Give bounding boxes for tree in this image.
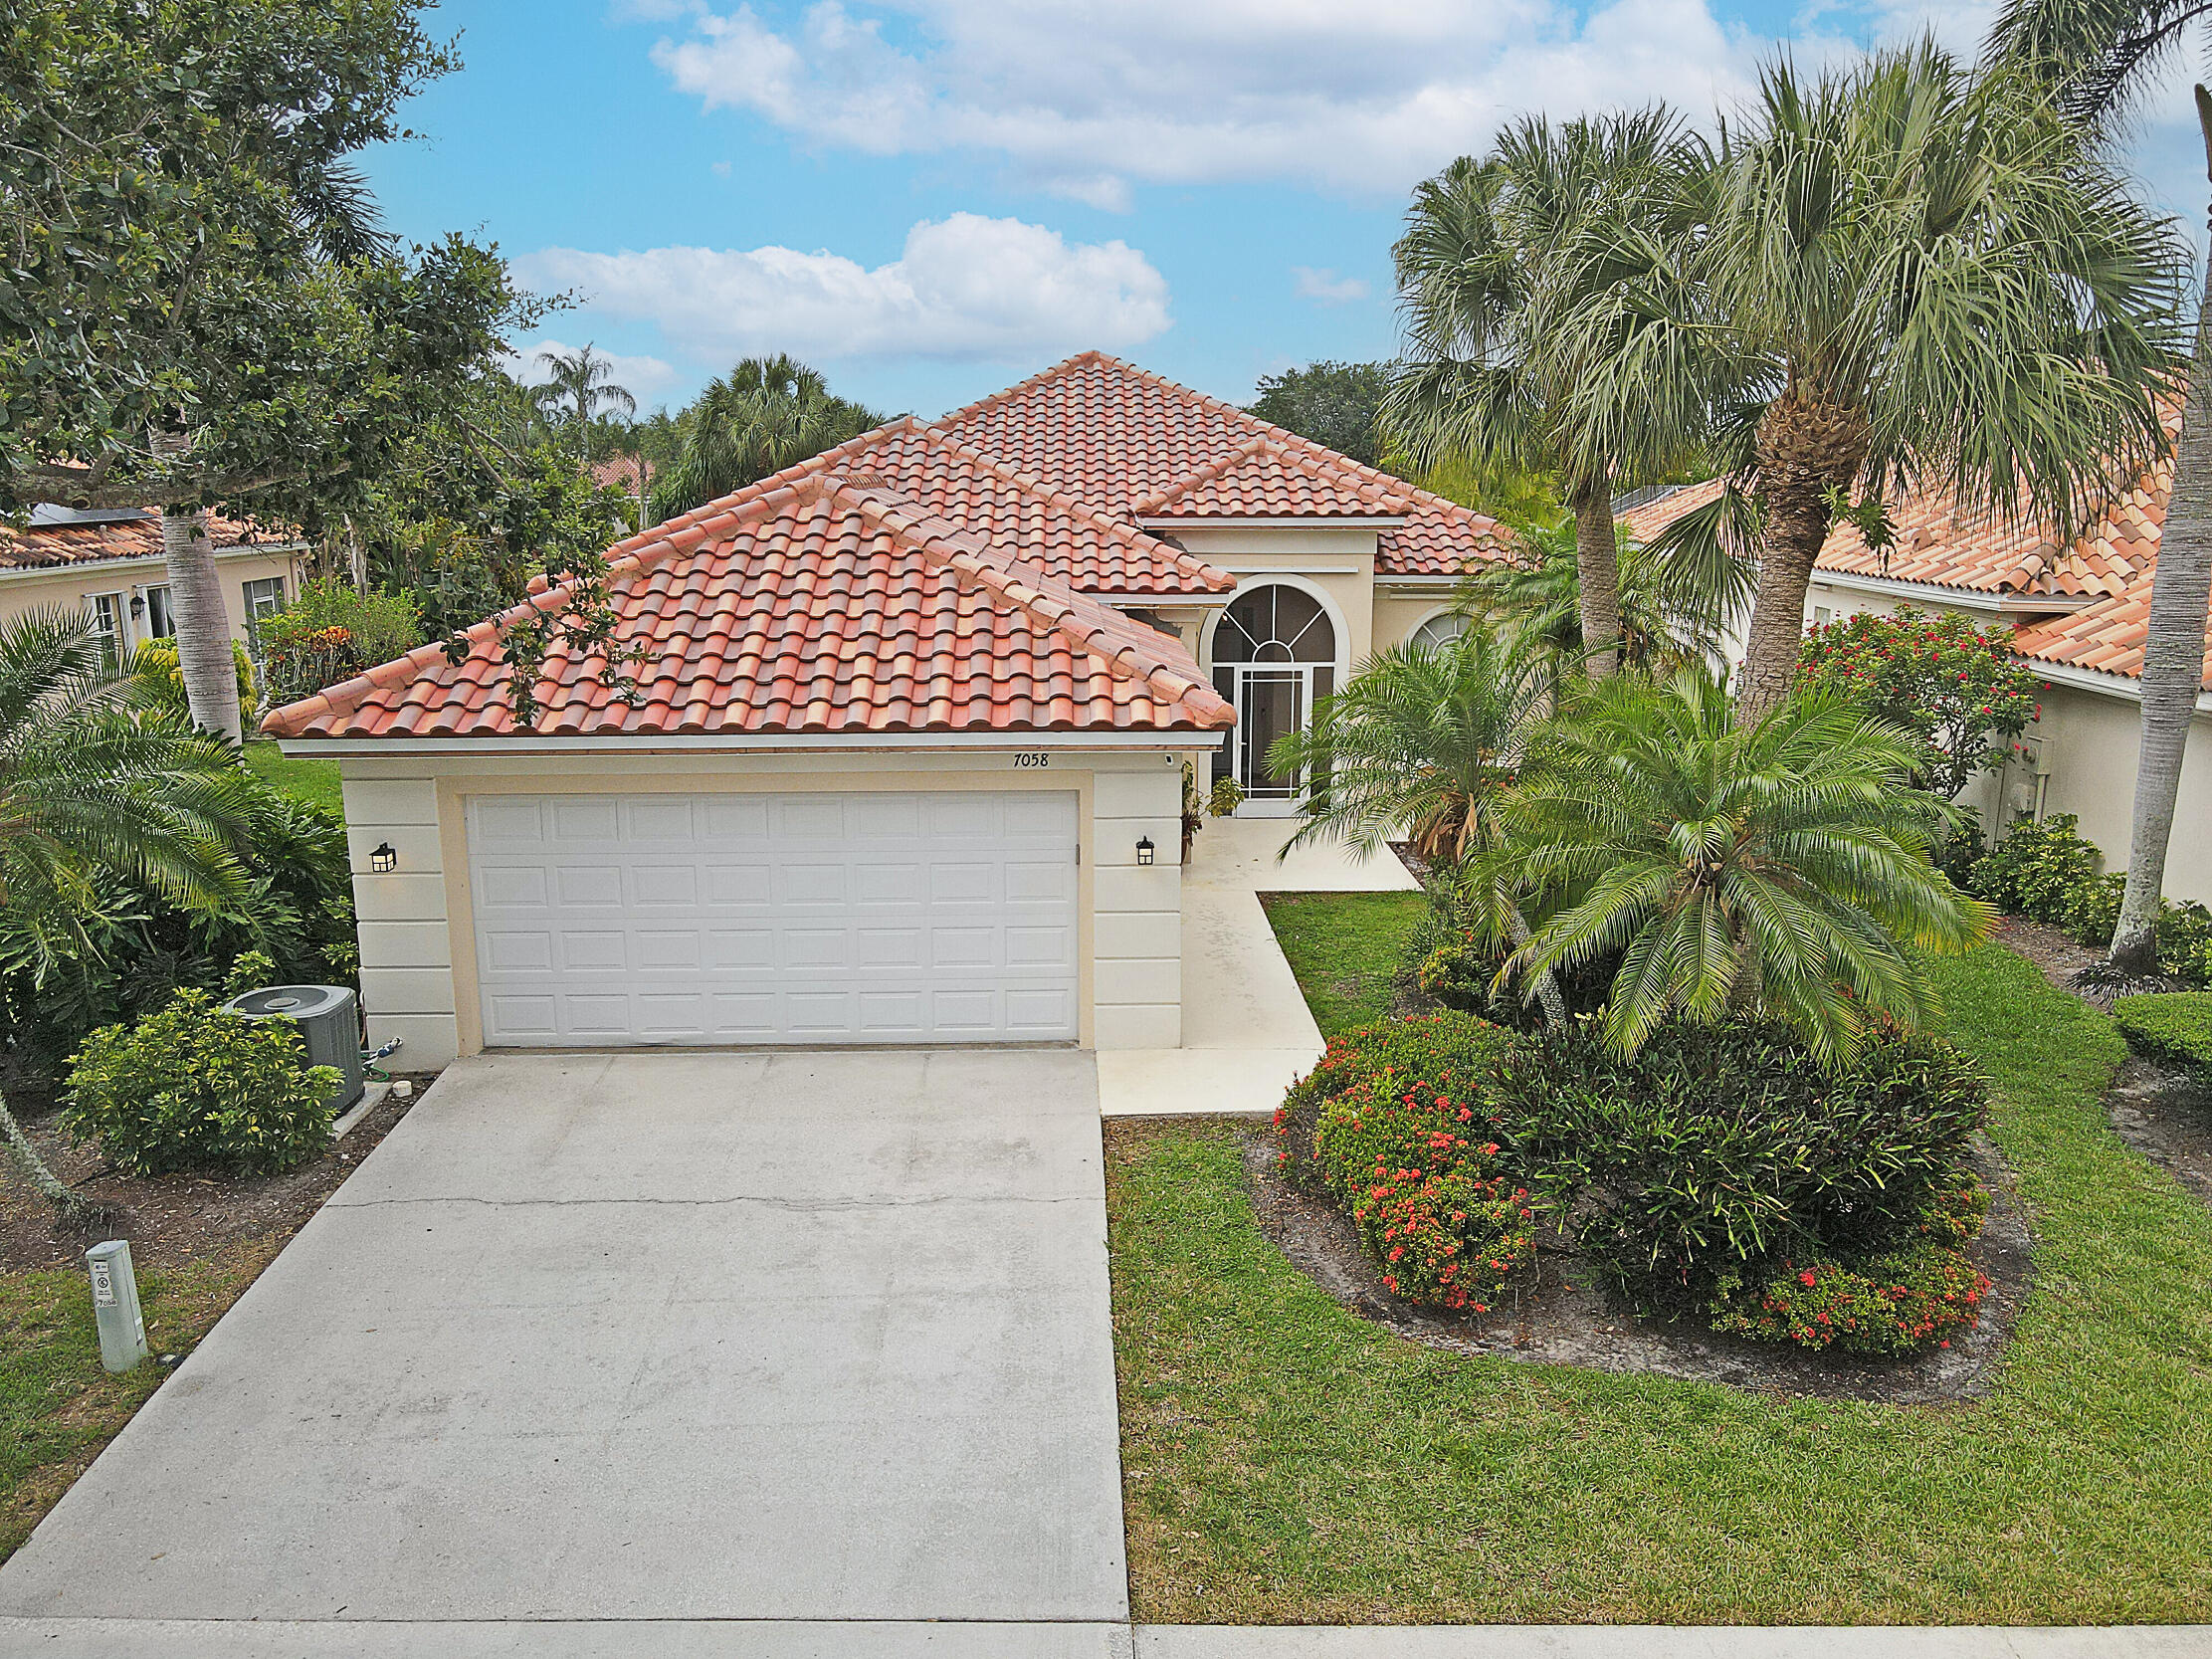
[1495,668,1994,1060]
[2,0,544,740]
[1389,111,1717,681]
[1797,608,2043,800]
[532,344,636,452]
[0,608,260,1219]
[649,356,884,520]
[1247,362,1393,468]
[1568,43,2183,724]
[1985,2,2212,978]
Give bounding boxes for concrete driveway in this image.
[0,1050,1127,1648]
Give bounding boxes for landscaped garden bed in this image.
[1108,920,2212,1622]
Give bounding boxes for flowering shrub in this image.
[1708,1237,1990,1354]
[1797,606,2042,799]
[1353,1150,1536,1313]
[64,989,339,1175]
[1275,1011,1512,1191]
[257,577,424,705]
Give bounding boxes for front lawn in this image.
[0,1242,279,1560]
[1107,908,2212,1622]
[1260,891,1429,1037]
[242,739,344,818]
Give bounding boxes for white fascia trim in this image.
[1374,575,1463,592]
[0,541,307,585]
[2020,656,2212,714]
[1136,516,1407,529]
[1093,592,1233,605]
[274,729,1213,758]
[1814,568,2096,616]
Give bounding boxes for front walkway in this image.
[1098,816,1416,1119]
[0,1051,1126,1643]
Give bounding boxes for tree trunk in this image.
[150,429,243,743]
[1736,389,1869,723]
[1568,481,1622,680]
[2109,86,2212,976]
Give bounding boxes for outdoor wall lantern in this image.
[1135,835,1155,866]
[369,842,399,874]
[128,592,146,620]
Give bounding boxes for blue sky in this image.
[360,0,2206,421]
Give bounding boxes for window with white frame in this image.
[144,584,174,639]
[1410,611,1468,652]
[241,575,287,662]
[87,593,124,672]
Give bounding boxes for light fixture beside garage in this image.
[1135,835,1155,866]
[369,842,398,874]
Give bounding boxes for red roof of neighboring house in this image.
[262,473,1235,739]
[592,455,651,495]
[0,508,286,572]
[1620,398,2205,689]
[264,352,1504,741]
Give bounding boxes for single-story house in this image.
[0,505,304,668]
[1626,411,2212,905]
[263,353,1507,1066]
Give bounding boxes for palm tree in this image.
[1985,3,2212,978]
[649,355,884,521]
[0,608,260,1219]
[1493,668,1994,1060]
[1388,109,1715,679]
[1568,42,2184,724]
[532,344,637,452]
[1458,517,1743,698]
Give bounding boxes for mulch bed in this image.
[0,1076,436,1274]
[1995,914,2212,1210]
[1235,1126,2031,1405]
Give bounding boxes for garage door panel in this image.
[470,791,1080,1046]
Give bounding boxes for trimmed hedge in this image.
[2112,992,2212,1082]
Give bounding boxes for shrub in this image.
[1207,775,1246,817]
[1351,1150,1536,1314]
[1969,812,2102,925]
[256,577,423,705]
[128,637,258,727]
[2112,992,2212,1082]
[1797,606,2042,799]
[1486,1020,1988,1308]
[64,989,338,1175]
[1275,1012,1513,1191]
[1707,1234,1991,1354]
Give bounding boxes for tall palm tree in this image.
[1986,3,2212,977]
[1493,668,1994,1060]
[1388,109,1715,679]
[1564,42,2185,724]
[532,343,637,452]
[0,608,260,1218]
[649,355,884,521]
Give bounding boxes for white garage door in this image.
[467,791,1080,1046]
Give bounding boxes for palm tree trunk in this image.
[150,429,243,743]
[2109,87,2212,976]
[1736,390,1869,723]
[1504,903,1567,1030]
[0,1088,98,1223]
[1569,481,1622,680]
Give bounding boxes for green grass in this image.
[1108,913,2212,1623]
[243,740,343,817]
[1,1240,280,1561]
[1260,891,1430,1037]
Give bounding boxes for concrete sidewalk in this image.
[1098,817,1416,1119]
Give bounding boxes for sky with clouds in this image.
[361,0,2208,421]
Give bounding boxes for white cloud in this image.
[1293,267,1370,304]
[513,213,1171,363]
[646,0,1769,201]
[505,337,679,401]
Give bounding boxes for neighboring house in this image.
[264,352,1508,1066]
[1625,416,2212,905]
[0,505,304,669]
[592,453,653,531]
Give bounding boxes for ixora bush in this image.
[1275,1013,1994,1353]
[2112,992,2212,1082]
[64,989,339,1176]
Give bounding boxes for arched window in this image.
[1207,584,1338,809]
[1211,584,1334,664]
[1410,611,1468,653]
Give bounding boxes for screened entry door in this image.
[1234,666,1311,814]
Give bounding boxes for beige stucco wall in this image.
[1372,590,1461,656]
[329,746,1187,1066]
[0,546,299,650]
[1169,524,1380,674]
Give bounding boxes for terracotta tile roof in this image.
[0,508,286,571]
[1619,395,2200,687]
[262,473,1235,740]
[1131,436,1413,519]
[929,352,1508,575]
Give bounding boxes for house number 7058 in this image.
[1012,752,1050,768]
